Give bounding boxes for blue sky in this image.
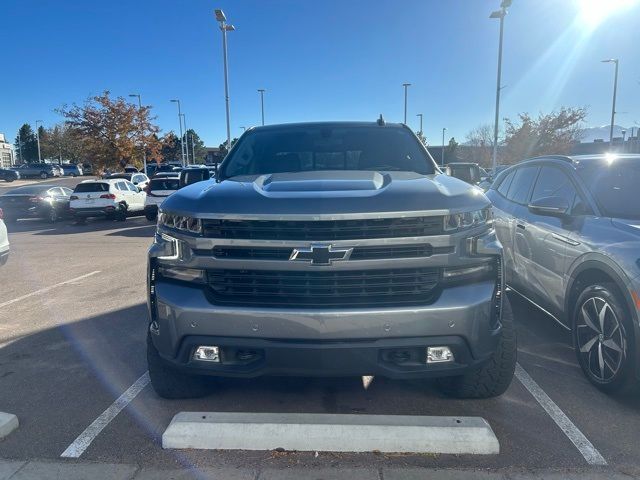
[1,0,639,147]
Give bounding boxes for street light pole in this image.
[35,120,43,162]
[402,83,411,124]
[17,131,22,164]
[442,127,446,166]
[490,0,511,174]
[170,99,186,166]
[191,132,196,164]
[416,113,423,135]
[258,89,266,126]
[602,59,619,146]
[180,113,190,165]
[128,94,147,174]
[215,9,235,150]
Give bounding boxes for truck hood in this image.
[161,170,489,217]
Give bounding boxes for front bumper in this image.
[150,278,501,379]
[0,249,8,266]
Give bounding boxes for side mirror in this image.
[528,196,570,217]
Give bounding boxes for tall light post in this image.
[441,127,447,166]
[402,83,411,124]
[17,131,23,164]
[180,113,190,165]
[490,0,511,174]
[602,59,619,146]
[257,89,266,126]
[128,94,148,174]
[215,9,235,149]
[191,132,196,164]
[416,113,423,135]
[35,120,43,162]
[170,99,186,166]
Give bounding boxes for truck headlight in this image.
[158,211,202,234]
[444,207,492,232]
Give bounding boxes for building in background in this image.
[204,146,224,165]
[0,134,15,168]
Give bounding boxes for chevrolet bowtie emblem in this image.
[289,244,353,265]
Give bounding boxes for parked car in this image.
[487,154,640,393]
[0,185,73,223]
[61,164,83,177]
[0,208,8,266]
[143,177,180,221]
[70,179,146,222]
[52,165,64,177]
[12,163,61,179]
[104,173,149,190]
[146,121,515,399]
[0,169,19,182]
[124,166,139,173]
[444,162,483,186]
[81,163,94,175]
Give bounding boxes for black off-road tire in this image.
[147,333,211,399]
[438,296,517,399]
[115,203,127,221]
[145,211,157,222]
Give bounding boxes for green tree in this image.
[160,132,181,162]
[14,123,38,163]
[502,107,587,163]
[185,129,207,163]
[218,138,238,156]
[40,123,88,163]
[445,137,459,163]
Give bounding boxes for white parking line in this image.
[0,271,101,309]
[61,371,150,458]
[515,363,607,466]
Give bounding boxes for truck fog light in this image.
[426,346,454,363]
[194,346,220,362]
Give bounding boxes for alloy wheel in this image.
[576,296,626,383]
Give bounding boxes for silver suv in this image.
[487,154,640,393]
[147,121,516,400]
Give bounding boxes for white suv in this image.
[70,179,146,222]
[0,208,9,266]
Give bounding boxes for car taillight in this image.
[29,196,43,203]
[100,193,116,199]
[70,195,79,200]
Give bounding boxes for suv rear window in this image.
[150,179,179,191]
[73,183,110,193]
[221,125,435,178]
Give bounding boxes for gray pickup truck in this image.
[147,121,516,399]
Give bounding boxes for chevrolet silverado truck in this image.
[147,121,516,399]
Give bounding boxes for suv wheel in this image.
[147,333,211,399]
[116,203,127,221]
[40,172,48,179]
[573,283,636,393]
[48,208,58,223]
[438,296,517,399]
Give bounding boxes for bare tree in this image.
[461,124,494,167]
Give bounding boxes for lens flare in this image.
[576,0,638,28]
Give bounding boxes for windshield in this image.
[577,159,640,220]
[73,182,109,193]
[149,179,179,190]
[220,125,435,178]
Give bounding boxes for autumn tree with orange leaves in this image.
[57,91,161,171]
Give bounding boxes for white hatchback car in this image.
[0,208,9,266]
[143,176,180,221]
[70,179,146,222]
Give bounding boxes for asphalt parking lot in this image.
[0,178,639,477]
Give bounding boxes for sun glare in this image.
[576,0,638,28]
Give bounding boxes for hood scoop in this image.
[257,170,389,192]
